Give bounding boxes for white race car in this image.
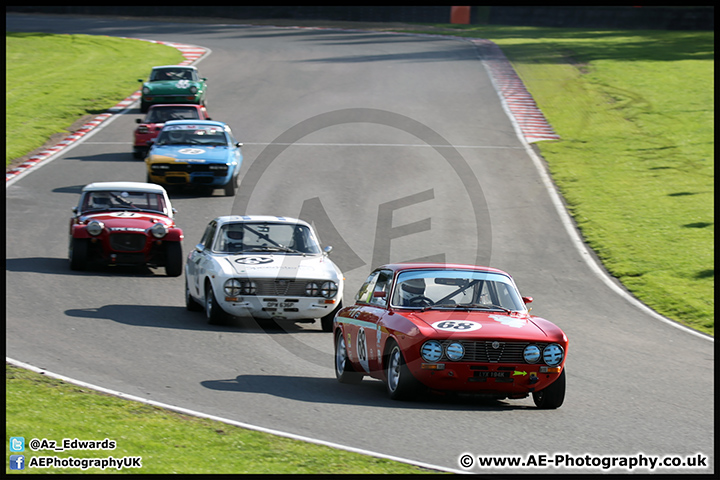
[185,215,344,331]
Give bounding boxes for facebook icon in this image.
[10,455,25,470]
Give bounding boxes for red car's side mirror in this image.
[522,296,533,304]
[373,291,387,298]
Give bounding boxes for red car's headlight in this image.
[543,344,564,366]
[86,220,104,236]
[421,340,443,362]
[149,223,168,239]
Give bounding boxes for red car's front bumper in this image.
[409,359,564,397]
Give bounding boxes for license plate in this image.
[475,371,510,378]
[266,302,293,308]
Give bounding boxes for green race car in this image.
[139,65,207,113]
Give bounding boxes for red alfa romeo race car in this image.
[69,182,184,276]
[133,104,210,159]
[333,263,568,408]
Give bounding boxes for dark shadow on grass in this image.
[694,269,713,279]
[683,222,713,228]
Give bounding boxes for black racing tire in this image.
[223,174,237,197]
[165,242,183,277]
[185,276,203,312]
[384,340,419,400]
[205,282,229,325]
[532,369,566,409]
[334,331,363,384]
[69,238,88,271]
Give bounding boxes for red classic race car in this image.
[133,104,211,159]
[333,263,568,408]
[69,182,184,276]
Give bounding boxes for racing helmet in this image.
[221,224,244,252]
[91,192,112,209]
[167,130,185,143]
[399,277,426,306]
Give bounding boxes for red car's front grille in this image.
[109,233,147,252]
[440,341,550,364]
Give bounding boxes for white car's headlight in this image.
[305,282,320,296]
[524,344,541,364]
[224,279,256,296]
[543,344,564,366]
[149,223,168,239]
[320,281,338,298]
[445,342,465,361]
[86,220,104,236]
[241,281,257,295]
[224,279,242,297]
[420,340,443,362]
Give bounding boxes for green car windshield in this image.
[150,68,197,82]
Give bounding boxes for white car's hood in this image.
[221,254,341,281]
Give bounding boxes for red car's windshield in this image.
[80,190,167,215]
[391,270,526,312]
[145,107,201,124]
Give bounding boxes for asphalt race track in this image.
[5,14,714,474]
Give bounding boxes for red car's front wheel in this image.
[69,238,88,271]
[385,340,420,400]
[532,368,566,409]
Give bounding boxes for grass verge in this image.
[5,32,183,164]
[5,364,435,474]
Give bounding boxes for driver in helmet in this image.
[91,192,113,210]
[399,277,427,307]
[221,224,244,253]
[167,129,186,144]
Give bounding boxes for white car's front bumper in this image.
[218,295,341,320]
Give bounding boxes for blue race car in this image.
[146,120,242,196]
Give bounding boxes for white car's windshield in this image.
[213,223,322,255]
[391,270,526,312]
